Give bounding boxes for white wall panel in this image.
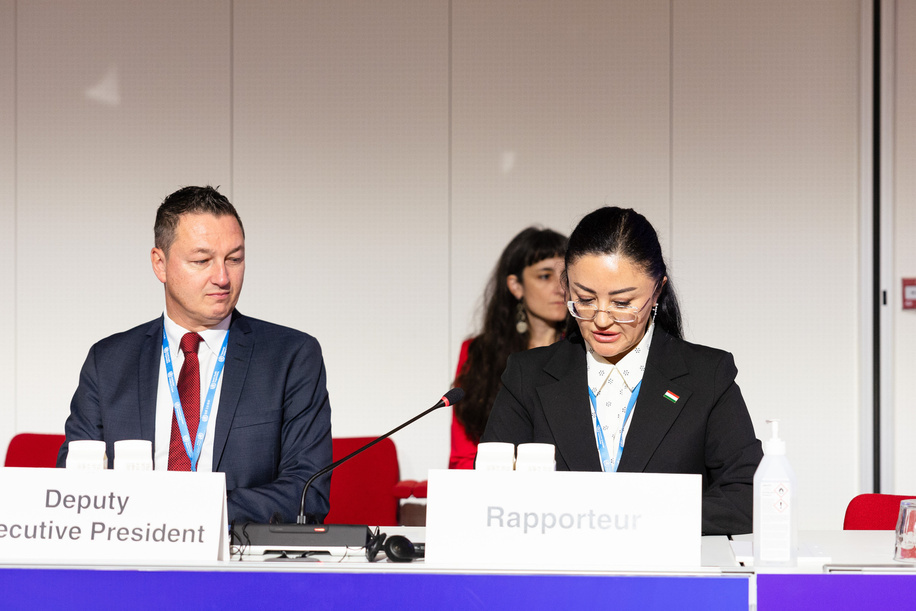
[893,0,916,494]
[15,1,231,434]
[2,1,876,527]
[451,0,672,366]
[232,1,450,478]
[0,0,16,452]
[673,1,861,529]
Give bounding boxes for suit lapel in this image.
[617,328,693,472]
[211,311,252,470]
[138,318,162,444]
[537,341,602,472]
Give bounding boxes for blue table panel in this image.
[0,568,748,610]
[758,574,916,611]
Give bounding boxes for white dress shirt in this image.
[586,321,655,471]
[154,313,231,471]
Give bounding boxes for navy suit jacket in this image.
[481,328,763,535]
[57,311,332,524]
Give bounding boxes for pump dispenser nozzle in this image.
[764,419,786,455]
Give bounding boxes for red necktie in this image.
[167,332,202,471]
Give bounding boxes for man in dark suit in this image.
[57,186,331,524]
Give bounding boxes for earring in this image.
[515,302,529,334]
[652,304,658,320]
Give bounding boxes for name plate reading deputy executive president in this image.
[425,470,701,570]
[0,468,228,564]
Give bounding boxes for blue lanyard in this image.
[588,380,641,473]
[162,328,229,472]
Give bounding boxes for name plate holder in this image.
[0,467,228,564]
[426,470,701,570]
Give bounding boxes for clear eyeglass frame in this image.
[566,282,660,323]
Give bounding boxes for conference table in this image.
[0,528,912,610]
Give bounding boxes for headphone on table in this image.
[383,534,425,562]
[365,530,425,562]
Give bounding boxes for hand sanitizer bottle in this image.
[753,419,797,567]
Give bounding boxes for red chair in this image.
[324,437,404,526]
[844,493,916,530]
[4,433,66,468]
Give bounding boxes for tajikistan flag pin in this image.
[663,390,679,404]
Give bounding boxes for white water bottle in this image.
[753,419,797,567]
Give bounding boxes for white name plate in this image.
[426,470,701,570]
[0,467,228,564]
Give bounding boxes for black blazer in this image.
[57,311,333,524]
[481,328,762,535]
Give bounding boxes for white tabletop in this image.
[730,530,916,573]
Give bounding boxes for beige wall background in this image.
[3,0,909,530]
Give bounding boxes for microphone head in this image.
[441,388,465,407]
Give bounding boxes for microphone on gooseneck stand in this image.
[232,388,464,557]
[298,387,464,525]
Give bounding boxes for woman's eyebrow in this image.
[607,286,638,296]
[572,282,637,296]
[572,282,596,295]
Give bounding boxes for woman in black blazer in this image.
[481,207,763,535]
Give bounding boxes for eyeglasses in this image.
[566,283,659,323]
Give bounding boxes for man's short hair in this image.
[154,186,245,254]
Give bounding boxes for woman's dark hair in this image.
[454,227,568,442]
[565,207,683,339]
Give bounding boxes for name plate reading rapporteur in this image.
[0,467,228,564]
[425,470,701,570]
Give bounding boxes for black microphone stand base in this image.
[232,523,371,557]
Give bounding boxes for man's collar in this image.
[162,312,231,356]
